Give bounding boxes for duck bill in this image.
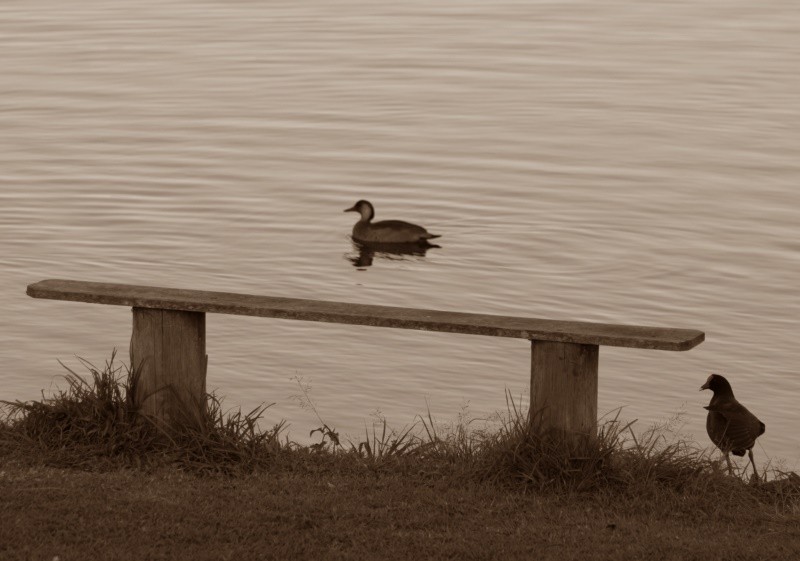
[700,381,710,391]
[343,205,357,213]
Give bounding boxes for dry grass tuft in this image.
[1,351,156,468]
[0,351,285,473]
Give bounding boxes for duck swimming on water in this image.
[344,200,440,245]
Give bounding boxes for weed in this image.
[1,351,285,473]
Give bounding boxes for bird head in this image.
[700,373,734,396]
[344,200,375,221]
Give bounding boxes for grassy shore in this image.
[1,355,799,560]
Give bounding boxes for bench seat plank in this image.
[27,279,704,351]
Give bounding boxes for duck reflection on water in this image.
[346,239,440,268]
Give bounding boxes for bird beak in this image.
[700,381,710,391]
[344,205,357,213]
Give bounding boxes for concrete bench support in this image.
[27,279,705,450]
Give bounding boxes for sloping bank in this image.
[1,356,798,560]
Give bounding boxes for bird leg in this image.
[724,452,734,476]
[748,449,759,482]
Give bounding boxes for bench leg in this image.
[130,307,207,430]
[530,340,598,453]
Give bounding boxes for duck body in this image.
[344,200,440,245]
[701,373,765,477]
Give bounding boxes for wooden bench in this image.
[27,279,705,450]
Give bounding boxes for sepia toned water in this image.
[1,0,798,468]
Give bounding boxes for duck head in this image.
[700,373,734,396]
[344,200,375,222]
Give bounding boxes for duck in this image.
[344,200,440,245]
[700,373,765,479]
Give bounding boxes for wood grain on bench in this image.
[27,279,703,351]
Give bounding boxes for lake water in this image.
[1,0,798,469]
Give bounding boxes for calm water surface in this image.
[1,1,798,468]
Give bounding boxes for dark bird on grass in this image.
[344,200,440,245]
[701,373,765,479]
